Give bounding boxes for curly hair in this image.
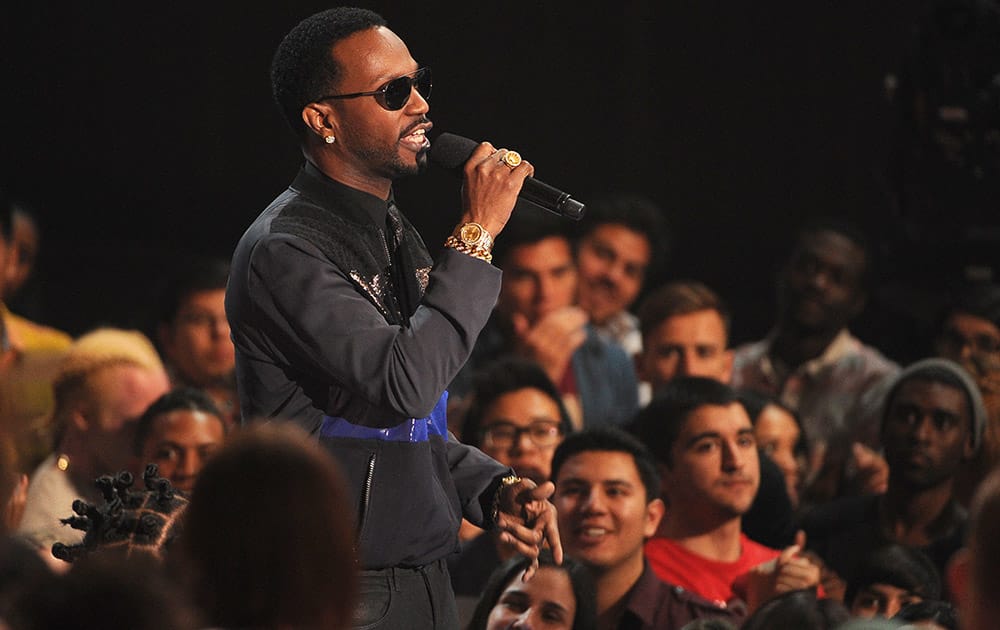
[51,465,188,563]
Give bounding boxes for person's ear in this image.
[70,408,89,432]
[964,427,977,461]
[721,348,734,383]
[301,102,339,143]
[644,497,665,538]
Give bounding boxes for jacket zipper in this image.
[358,452,376,535]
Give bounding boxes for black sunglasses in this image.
[318,67,432,111]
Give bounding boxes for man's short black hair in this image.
[550,426,661,503]
[270,7,387,138]
[631,376,740,467]
[156,256,231,326]
[936,281,1000,332]
[572,192,670,278]
[491,212,570,270]
[791,215,874,291]
[461,356,573,449]
[134,387,224,456]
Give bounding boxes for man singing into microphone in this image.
[225,7,561,630]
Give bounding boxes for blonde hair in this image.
[51,328,166,442]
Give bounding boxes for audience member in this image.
[803,358,985,589]
[155,257,238,427]
[458,357,572,483]
[634,377,820,612]
[0,193,72,464]
[552,427,744,629]
[931,281,1000,506]
[731,218,899,501]
[634,282,797,548]
[0,534,52,621]
[636,281,733,399]
[843,544,941,620]
[465,550,597,630]
[2,204,40,310]
[739,588,848,630]
[451,213,638,429]
[736,389,808,508]
[7,554,200,630]
[449,357,572,611]
[573,193,668,357]
[947,467,1000,630]
[174,423,356,630]
[17,328,169,553]
[133,388,227,494]
[50,466,188,564]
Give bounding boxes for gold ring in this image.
[501,150,522,168]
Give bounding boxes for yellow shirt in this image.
[0,304,73,467]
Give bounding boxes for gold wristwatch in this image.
[444,222,494,263]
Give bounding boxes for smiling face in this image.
[662,402,759,525]
[883,378,973,490]
[554,450,662,574]
[779,229,866,334]
[575,223,651,325]
[486,565,577,630]
[311,26,431,190]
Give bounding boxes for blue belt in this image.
[319,391,449,442]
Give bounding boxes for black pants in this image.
[351,559,459,630]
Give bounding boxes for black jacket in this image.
[227,162,508,568]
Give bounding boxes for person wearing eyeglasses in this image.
[226,7,561,630]
[447,357,572,625]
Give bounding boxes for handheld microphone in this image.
[428,133,586,221]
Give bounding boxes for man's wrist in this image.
[444,222,495,263]
[491,473,523,524]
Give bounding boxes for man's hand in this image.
[496,477,563,581]
[511,307,588,385]
[458,142,534,238]
[851,442,889,495]
[745,530,821,611]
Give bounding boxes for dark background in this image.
[3,1,997,362]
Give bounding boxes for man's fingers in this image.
[541,506,563,565]
[520,480,555,503]
[778,544,801,565]
[521,555,539,582]
[794,529,807,550]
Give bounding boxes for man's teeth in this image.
[582,528,607,537]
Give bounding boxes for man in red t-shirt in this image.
[633,376,820,612]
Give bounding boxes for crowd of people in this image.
[1,5,999,630]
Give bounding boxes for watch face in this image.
[460,223,484,244]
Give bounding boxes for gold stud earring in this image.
[324,135,336,144]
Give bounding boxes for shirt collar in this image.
[292,160,393,228]
[761,327,856,380]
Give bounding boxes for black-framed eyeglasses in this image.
[481,421,563,449]
[318,67,432,111]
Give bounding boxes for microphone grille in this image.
[428,133,479,170]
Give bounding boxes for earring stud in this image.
[324,135,336,144]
